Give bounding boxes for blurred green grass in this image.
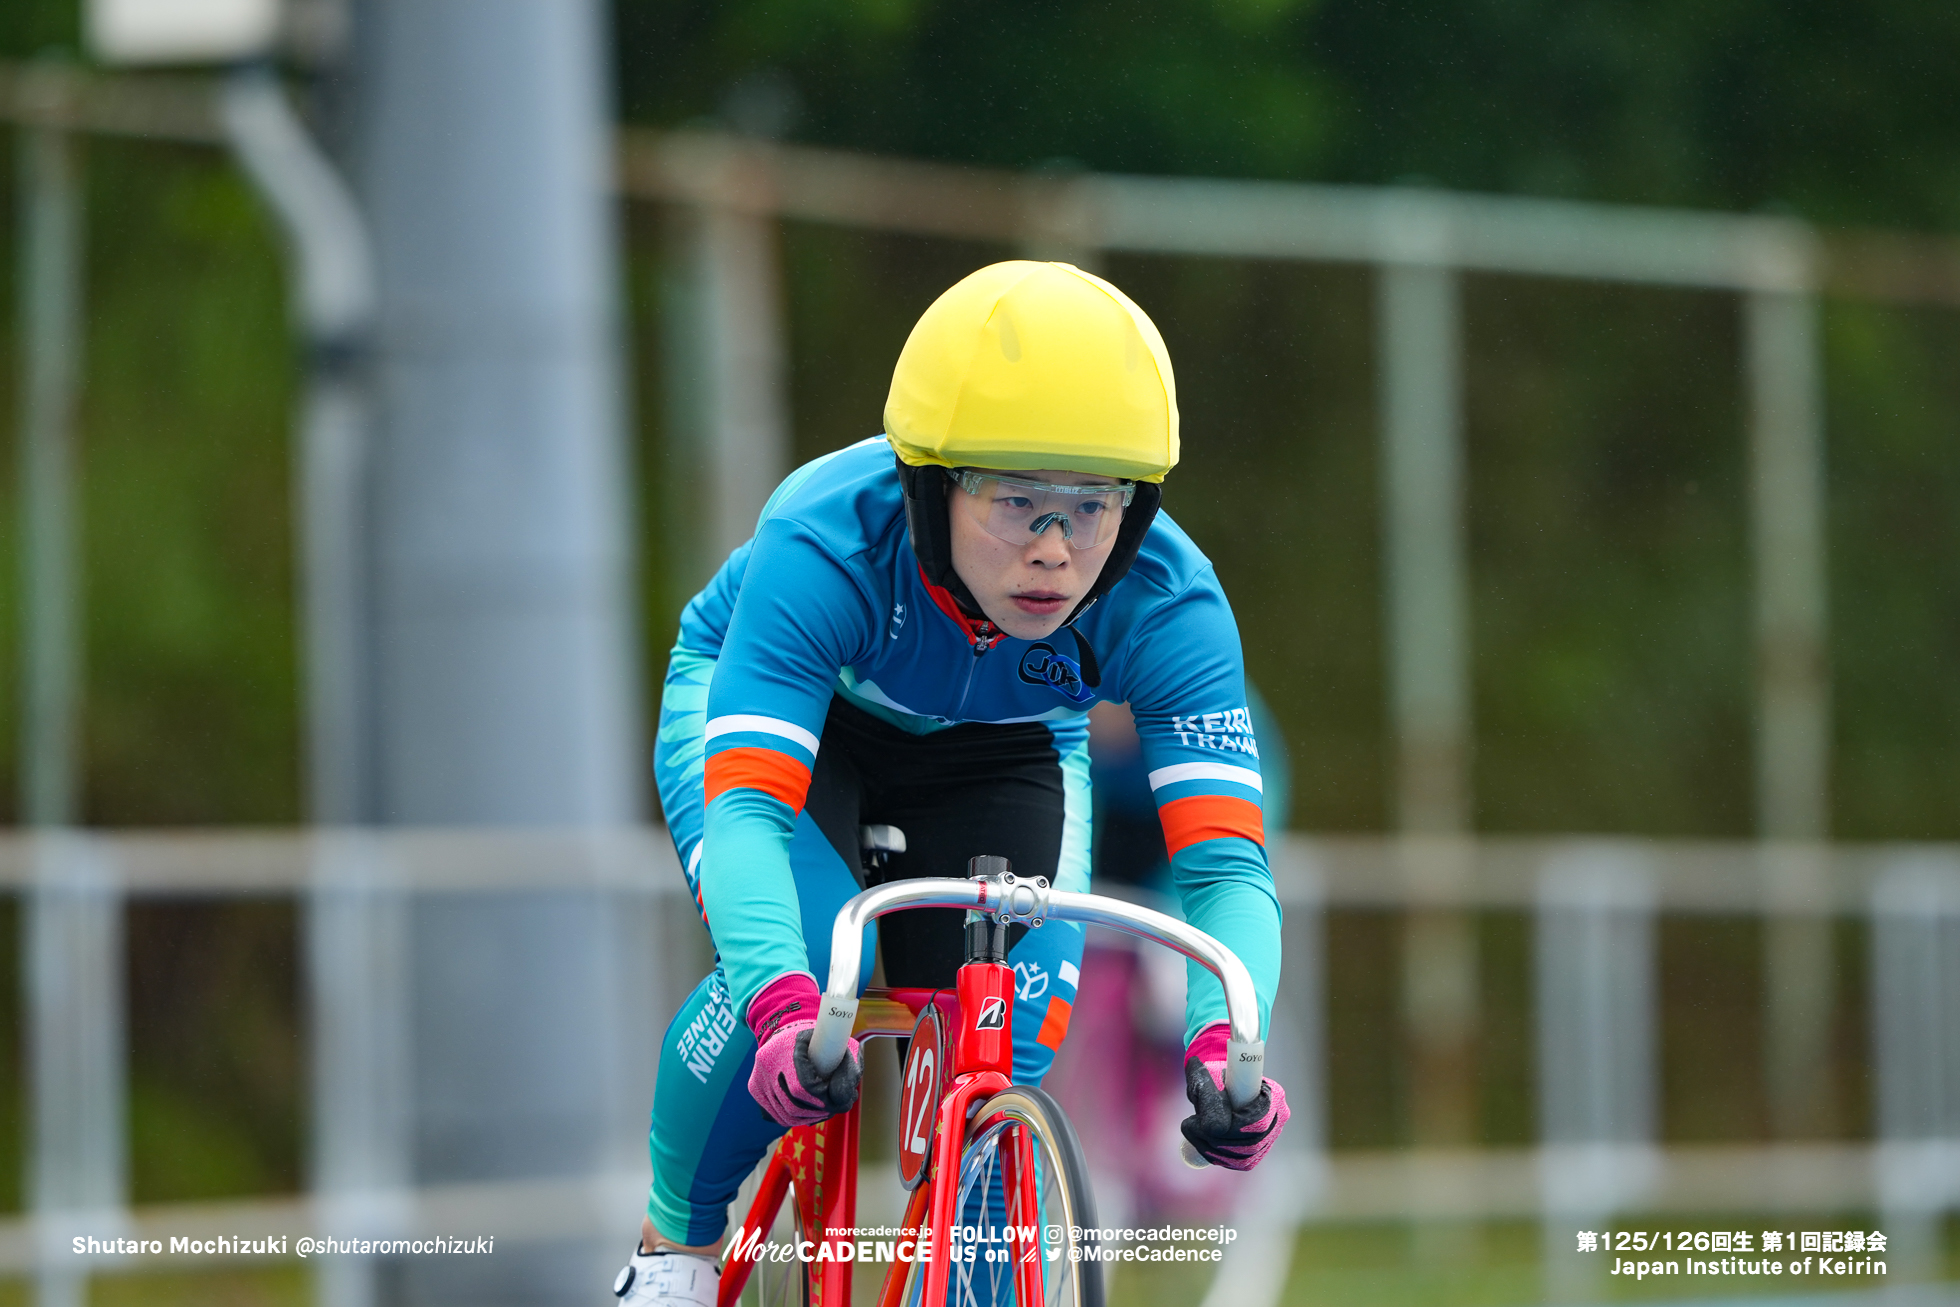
[0,1266,308,1306]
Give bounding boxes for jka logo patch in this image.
[1018,642,1092,703]
[1014,961,1049,1002]
[975,996,1008,1030]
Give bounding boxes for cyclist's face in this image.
[948,468,1118,641]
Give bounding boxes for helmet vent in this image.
[996,313,1022,363]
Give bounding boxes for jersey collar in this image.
[918,565,1004,653]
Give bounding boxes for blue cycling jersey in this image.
[657,436,1281,1045]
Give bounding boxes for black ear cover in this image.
[897,460,984,614]
[897,460,953,585]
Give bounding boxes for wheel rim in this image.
[909,1087,1098,1307]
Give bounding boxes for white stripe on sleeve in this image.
[705,714,822,757]
[1146,761,1263,794]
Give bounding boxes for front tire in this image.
[935,1085,1103,1307]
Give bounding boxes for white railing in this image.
[3,830,1957,1278]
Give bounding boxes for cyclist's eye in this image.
[995,495,1035,512]
[1073,500,1107,518]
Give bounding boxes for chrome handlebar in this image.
[805,875,1266,1110]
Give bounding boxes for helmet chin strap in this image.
[894,458,1163,680]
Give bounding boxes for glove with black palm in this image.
[1179,1022,1290,1170]
[746,973,862,1128]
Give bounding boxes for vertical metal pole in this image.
[17,90,126,1307]
[221,67,378,825]
[662,187,789,600]
[657,213,712,604]
[292,350,374,822]
[1870,856,1960,1283]
[356,2,646,1299]
[1746,276,1836,1138]
[309,835,412,1307]
[1378,240,1480,1163]
[1536,847,1658,1302]
[220,71,392,1306]
[696,198,791,570]
[28,834,126,1307]
[18,108,82,831]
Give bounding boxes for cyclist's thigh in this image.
[1004,918,1086,1085]
[843,711,1086,1085]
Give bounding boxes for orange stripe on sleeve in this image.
[1035,996,1073,1051]
[1157,794,1264,859]
[705,747,814,812]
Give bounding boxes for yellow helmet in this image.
[884,261,1180,483]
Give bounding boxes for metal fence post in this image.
[27,832,126,1307]
[684,189,791,581]
[1377,198,1481,1175]
[16,79,83,835]
[308,832,413,1307]
[1744,245,1836,1139]
[15,66,123,1307]
[220,67,379,827]
[1871,855,1960,1283]
[1536,845,1658,1301]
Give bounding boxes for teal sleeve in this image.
[1174,839,1283,1045]
[1115,567,1283,1046]
[698,788,805,1021]
[694,517,879,1022]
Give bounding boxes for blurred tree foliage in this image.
[619,0,1960,842]
[616,0,1960,229]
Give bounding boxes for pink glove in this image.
[745,974,862,1129]
[1180,1022,1290,1170]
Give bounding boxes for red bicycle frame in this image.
[718,959,1046,1307]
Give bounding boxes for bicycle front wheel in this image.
[934,1085,1103,1307]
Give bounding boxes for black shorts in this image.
[802,696,1063,988]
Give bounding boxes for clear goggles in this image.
[952,470,1134,551]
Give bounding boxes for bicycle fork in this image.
[920,903,1020,1307]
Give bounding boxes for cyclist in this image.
[616,261,1290,1307]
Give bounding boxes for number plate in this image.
[896,1004,946,1190]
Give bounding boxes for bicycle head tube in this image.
[957,856,1017,1075]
